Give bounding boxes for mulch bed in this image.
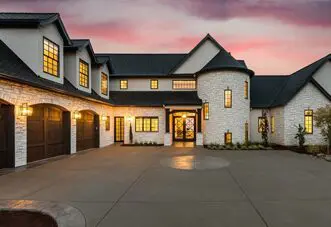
[0,210,58,227]
[121,144,164,147]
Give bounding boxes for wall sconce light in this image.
[127,115,133,123]
[19,103,33,116]
[101,115,108,121]
[73,111,82,120]
[182,114,187,119]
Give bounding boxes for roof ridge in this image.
[96,53,187,55]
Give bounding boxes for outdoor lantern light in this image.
[73,111,82,120]
[19,103,33,116]
[127,115,133,123]
[101,115,108,121]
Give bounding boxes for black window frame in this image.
[244,81,248,99]
[101,72,108,95]
[172,80,197,90]
[304,109,313,134]
[120,80,128,90]
[135,117,159,132]
[224,88,232,108]
[203,102,209,120]
[79,59,89,88]
[150,79,159,89]
[224,131,232,145]
[43,37,60,77]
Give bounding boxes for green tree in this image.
[314,105,331,151]
[260,110,269,146]
[294,124,306,148]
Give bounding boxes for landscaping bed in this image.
[122,143,164,147]
[0,210,58,227]
[205,143,273,151]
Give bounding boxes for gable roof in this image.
[199,50,254,76]
[0,13,71,45]
[96,53,187,76]
[64,39,98,65]
[169,34,226,74]
[0,39,112,105]
[251,54,331,108]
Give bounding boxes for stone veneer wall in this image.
[197,70,250,144]
[0,79,114,167]
[284,82,330,145]
[113,107,165,144]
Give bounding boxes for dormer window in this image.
[79,59,89,88]
[43,38,59,77]
[101,73,108,95]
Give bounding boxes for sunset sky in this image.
[1,0,331,75]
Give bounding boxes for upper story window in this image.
[120,80,128,89]
[203,102,209,120]
[224,131,232,144]
[135,117,159,132]
[150,79,158,89]
[101,73,108,95]
[79,59,89,88]
[224,88,232,108]
[271,116,275,133]
[173,80,196,89]
[43,38,59,77]
[304,109,313,134]
[244,81,248,99]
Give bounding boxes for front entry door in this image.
[114,117,124,142]
[173,117,195,141]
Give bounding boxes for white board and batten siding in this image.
[92,63,110,99]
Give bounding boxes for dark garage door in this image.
[76,111,99,152]
[27,104,70,163]
[0,102,14,169]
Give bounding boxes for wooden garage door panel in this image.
[27,105,68,163]
[76,111,98,152]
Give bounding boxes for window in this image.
[120,80,128,89]
[244,81,248,99]
[258,117,266,133]
[135,117,159,132]
[105,116,110,131]
[172,80,196,89]
[224,131,232,144]
[43,38,59,77]
[245,122,249,143]
[304,110,313,134]
[203,102,209,120]
[150,79,158,89]
[101,73,108,95]
[79,60,89,88]
[271,116,275,133]
[224,89,232,108]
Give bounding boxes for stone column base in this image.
[196,133,203,146]
[164,133,172,146]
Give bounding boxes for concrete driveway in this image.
[1,146,331,227]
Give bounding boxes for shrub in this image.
[294,124,307,148]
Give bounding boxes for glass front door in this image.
[173,116,195,141]
[114,117,124,142]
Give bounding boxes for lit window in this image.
[150,80,158,89]
[245,122,249,143]
[224,131,232,144]
[79,60,89,88]
[43,38,59,77]
[271,116,275,133]
[173,80,196,89]
[105,116,110,131]
[101,73,108,95]
[135,118,143,132]
[304,110,313,134]
[120,80,128,89]
[135,117,159,132]
[244,81,248,99]
[224,89,232,108]
[258,117,266,133]
[203,102,209,120]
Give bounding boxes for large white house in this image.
[0,13,330,168]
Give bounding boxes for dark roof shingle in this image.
[109,91,202,106]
